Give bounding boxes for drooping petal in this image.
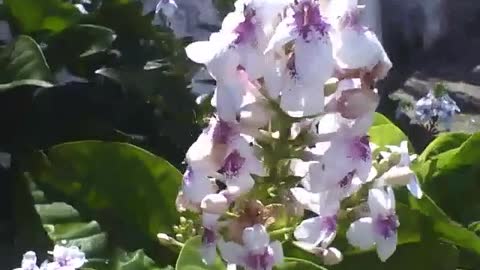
[201,194,229,214]
[294,216,337,247]
[242,224,270,254]
[294,38,334,86]
[182,168,216,204]
[346,217,375,250]
[269,241,284,266]
[367,188,390,217]
[374,230,397,262]
[280,84,325,117]
[407,175,423,199]
[218,239,247,266]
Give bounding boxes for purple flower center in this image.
[348,136,371,162]
[374,213,399,239]
[338,170,356,188]
[321,215,337,233]
[202,228,216,245]
[212,120,234,144]
[219,150,246,178]
[245,247,275,270]
[234,7,257,45]
[293,0,329,40]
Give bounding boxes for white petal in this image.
[378,166,415,187]
[374,232,397,262]
[201,243,218,265]
[346,217,375,250]
[183,170,216,204]
[294,216,337,247]
[242,224,270,254]
[226,174,255,197]
[269,241,284,266]
[333,29,383,70]
[264,17,295,53]
[407,175,423,199]
[368,188,390,217]
[202,212,220,229]
[218,240,246,266]
[185,41,216,64]
[280,85,325,117]
[236,45,265,79]
[215,82,243,122]
[295,39,334,86]
[201,194,229,215]
[322,247,344,265]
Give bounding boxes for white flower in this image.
[42,245,86,270]
[14,251,39,270]
[186,117,239,173]
[156,0,178,17]
[201,213,221,265]
[381,141,423,199]
[217,136,266,198]
[179,167,217,211]
[291,188,339,247]
[218,224,283,270]
[346,187,399,262]
[265,0,335,117]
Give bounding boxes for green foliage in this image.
[175,236,226,270]
[28,177,173,270]
[368,113,407,147]
[26,141,182,241]
[0,35,53,89]
[5,0,81,33]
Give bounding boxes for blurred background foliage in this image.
[1,0,479,270]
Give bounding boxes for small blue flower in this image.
[414,89,460,130]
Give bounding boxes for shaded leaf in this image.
[417,132,471,162]
[5,0,81,33]
[277,258,328,270]
[0,35,53,86]
[175,236,225,270]
[27,141,182,242]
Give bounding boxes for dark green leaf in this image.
[276,258,328,270]
[28,141,182,242]
[417,132,471,162]
[5,0,81,33]
[0,35,53,86]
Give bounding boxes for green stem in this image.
[269,227,295,238]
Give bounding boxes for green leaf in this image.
[27,141,182,242]
[0,35,53,87]
[368,113,407,147]
[417,132,471,162]
[5,0,81,33]
[113,249,171,270]
[409,194,480,255]
[414,133,480,225]
[175,236,225,270]
[29,178,173,269]
[45,24,116,70]
[276,258,328,270]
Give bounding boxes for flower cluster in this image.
[14,245,86,270]
[175,0,422,268]
[415,84,460,131]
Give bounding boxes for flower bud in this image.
[322,247,343,265]
[377,166,415,187]
[201,193,229,214]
